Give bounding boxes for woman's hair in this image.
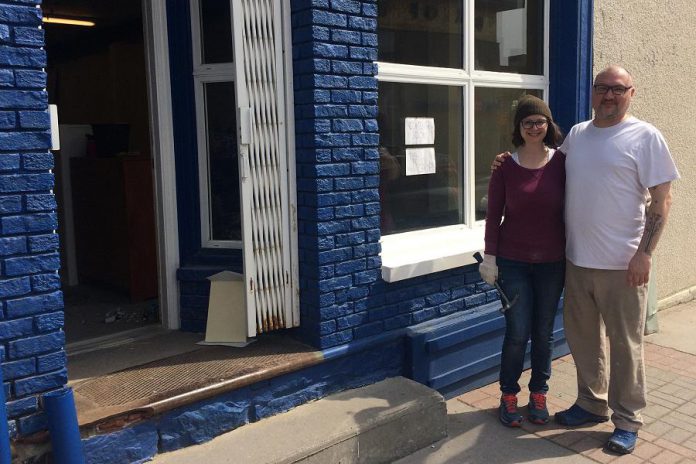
[511,119,564,148]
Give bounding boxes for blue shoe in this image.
[554,404,609,426]
[605,428,637,454]
[499,393,523,427]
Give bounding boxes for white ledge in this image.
[380,225,485,283]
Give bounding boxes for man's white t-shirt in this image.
[561,116,680,270]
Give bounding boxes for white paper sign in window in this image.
[406,147,436,176]
[404,117,435,145]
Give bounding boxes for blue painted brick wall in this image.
[291,0,491,350]
[0,1,67,438]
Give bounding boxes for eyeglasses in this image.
[593,85,633,96]
[521,119,548,129]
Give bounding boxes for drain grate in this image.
[73,336,321,427]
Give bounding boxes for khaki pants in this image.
[564,261,648,432]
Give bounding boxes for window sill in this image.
[380,225,484,283]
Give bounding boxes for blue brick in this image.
[334,177,363,190]
[362,32,378,46]
[319,319,336,335]
[464,293,487,308]
[337,312,367,330]
[351,216,380,230]
[320,303,352,319]
[332,60,363,75]
[384,313,412,330]
[312,10,347,27]
[18,110,49,129]
[315,220,351,235]
[354,269,379,285]
[7,421,16,440]
[331,29,361,44]
[349,76,377,90]
[331,90,361,103]
[319,329,353,347]
[0,276,30,298]
[0,68,13,87]
[0,131,50,150]
[352,134,379,148]
[348,104,378,118]
[0,5,42,25]
[318,275,353,292]
[363,91,378,104]
[28,233,59,253]
[333,118,363,132]
[13,70,44,88]
[331,0,361,13]
[0,236,26,255]
[82,423,159,464]
[352,187,379,202]
[4,253,60,276]
[5,291,63,318]
[13,27,44,47]
[363,3,377,16]
[37,351,66,373]
[315,192,351,206]
[312,104,348,117]
[9,332,65,360]
[349,46,377,61]
[0,173,53,193]
[2,357,35,380]
[22,152,53,171]
[1,212,57,234]
[439,299,464,315]
[335,258,365,276]
[0,90,46,111]
[365,119,378,132]
[34,311,63,332]
[412,307,438,324]
[25,193,56,211]
[17,411,47,436]
[364,202,380,215]
[333,148,362,161]
[0,194,23,214]
[0,317,33,341]
[30,273,60,292]
[0,111,16,129]
[6,396,37,418]
[313,43,348,58]
[314,133,351,148]
[426,291,450,306]
[0,25,9,43]
[354,320,382,338]
[335,204,363,218]
[348,16,377,31]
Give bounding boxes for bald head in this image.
[594,65,634,87]
[592,65,636,128]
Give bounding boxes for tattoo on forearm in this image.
[640,212,664,255]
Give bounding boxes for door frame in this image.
[143,0,181,330]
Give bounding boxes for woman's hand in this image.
[491,152,512,171]
[479,254,498,285]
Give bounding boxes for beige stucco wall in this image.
[593,0,696,299]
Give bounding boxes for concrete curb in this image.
[152,376,447,464]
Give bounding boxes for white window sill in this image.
[380,225,485,283]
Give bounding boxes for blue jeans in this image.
[497,257,565,394]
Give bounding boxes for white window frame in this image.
[190,0,241,249]
[377,0,550,282]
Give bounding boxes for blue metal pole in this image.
[43,388,85,464]
[0,367,12,464]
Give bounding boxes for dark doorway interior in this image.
[44,0,160,344]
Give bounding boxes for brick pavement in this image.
[456,340,696,464]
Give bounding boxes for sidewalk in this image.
[397,300,696,464]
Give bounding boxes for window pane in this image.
[474,0,544,74]
[378,0,463,69]
[200,0,233,64]
[474,87,542,221]
[204,81,241,241]
[379,82,463,235]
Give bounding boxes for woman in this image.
[479,95,565,427]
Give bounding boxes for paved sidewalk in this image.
[398,300,696,464]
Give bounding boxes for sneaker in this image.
[499,393,523,427]
[555,404,609,426]
[605,428,637,454]
[527,392,549,424]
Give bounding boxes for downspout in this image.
[43,388,85,464]
[0,368,11,464]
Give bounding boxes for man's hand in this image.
[627,251,651,287]
[491,151,512,171]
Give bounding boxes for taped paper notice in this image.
[405,118,435,145]
[406,148,436,176]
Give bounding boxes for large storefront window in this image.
[378,0,548,236]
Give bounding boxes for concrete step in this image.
[152,376,447,464]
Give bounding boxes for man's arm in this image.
[627,181,674,287]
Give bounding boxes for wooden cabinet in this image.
[70,156,158,301]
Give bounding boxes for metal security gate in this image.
[231,0,297,336]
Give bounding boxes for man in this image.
[552,65,679,455]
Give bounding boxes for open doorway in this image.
[44,0,160,344]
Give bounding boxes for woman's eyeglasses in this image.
[521,119,548,129]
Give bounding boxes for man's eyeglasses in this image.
[593,85,633,96]
[521,119,548,129]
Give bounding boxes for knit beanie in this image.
[514,95,552,128]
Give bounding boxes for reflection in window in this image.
[379,82,463,235]
[378,0,463,69]
[204,82,241,240]
[200,0,233,64]
[474,0,544,74]
[473,88,542,220]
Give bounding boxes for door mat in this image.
[72,336,322,430]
